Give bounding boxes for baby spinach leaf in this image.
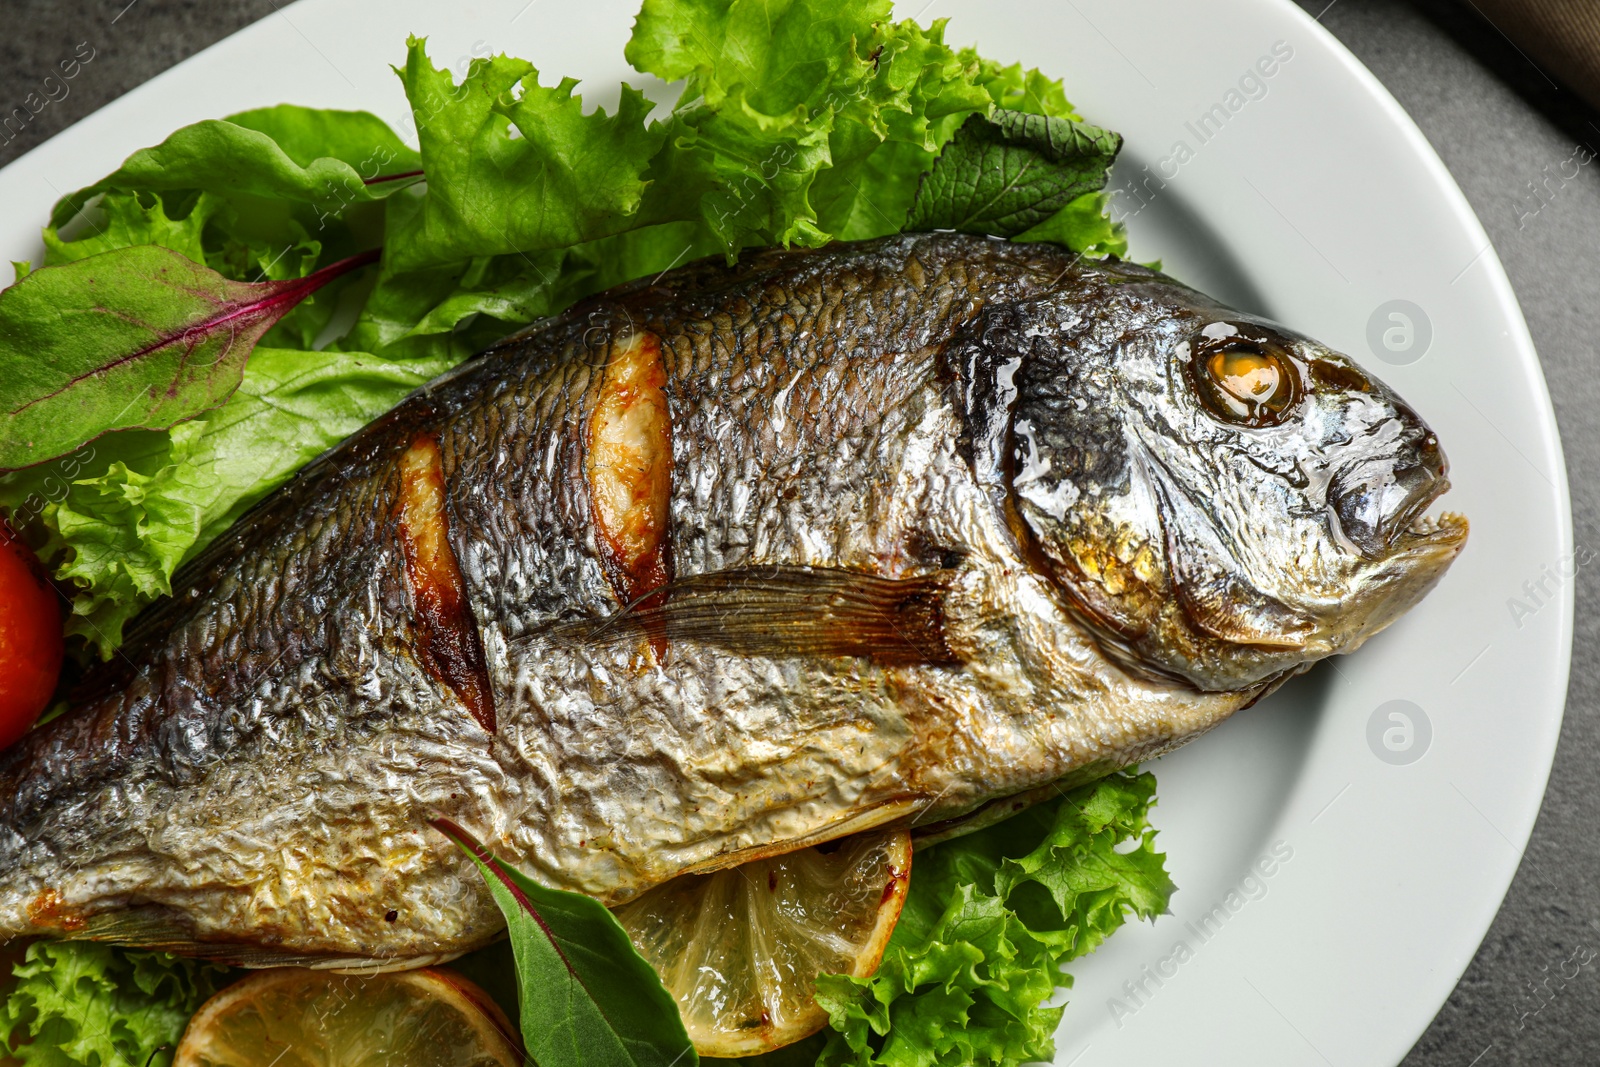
[0,245,377,471]
[433,818,698,1067]
[906,108,1122,237]
[47,111,410,234]
[224,104,421,175]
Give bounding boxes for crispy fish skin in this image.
[0,234,1463,964]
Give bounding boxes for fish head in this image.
[990,260,1467,691]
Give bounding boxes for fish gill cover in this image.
[0,1,1166,1065]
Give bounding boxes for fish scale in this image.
[0,232,1464,966]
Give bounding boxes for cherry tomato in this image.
[0,519,63,751]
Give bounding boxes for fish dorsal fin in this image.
[556,565,960,666]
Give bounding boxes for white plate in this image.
[0,1,1571,1064]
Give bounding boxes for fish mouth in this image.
[1330,449,1466,560]
[1393,506,1469,551]
[1384,477,1469,556]
[1329,479,1467,655]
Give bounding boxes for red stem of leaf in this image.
[258,246,382,309]
[7,248,382,423]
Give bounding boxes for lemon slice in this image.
[173,967,522,1067]
[613,827,912,1057]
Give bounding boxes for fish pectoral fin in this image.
[557,565,960,666]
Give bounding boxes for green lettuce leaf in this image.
[0,345,451,653]
[42,189,213,265]
[367,5,1119,359]
[0,942,230,1067]
[47,109,412,232]
[810,772,1173,1067]
[224,105,421,175]
[386,40,664,272]
[626,0,886,252]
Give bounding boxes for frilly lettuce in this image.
[0,941,229,1067]
[809,772,1173,1067]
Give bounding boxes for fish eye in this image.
[1186,324,1302,427]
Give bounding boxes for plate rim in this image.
[1280,0,1574,1053]
[0,1,1574,1063]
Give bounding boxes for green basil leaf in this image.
[434,819,698,1067]
[906,108,1122,237]
[0,246,376,471]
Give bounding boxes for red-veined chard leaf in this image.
[432,818,698,1067]
[0,245,377,471]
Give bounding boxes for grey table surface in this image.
[0,1,1594,1064]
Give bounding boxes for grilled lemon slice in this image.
[613,826,912,1057]
[173,967,521,1067]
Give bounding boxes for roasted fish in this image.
[0,233,1466,965]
